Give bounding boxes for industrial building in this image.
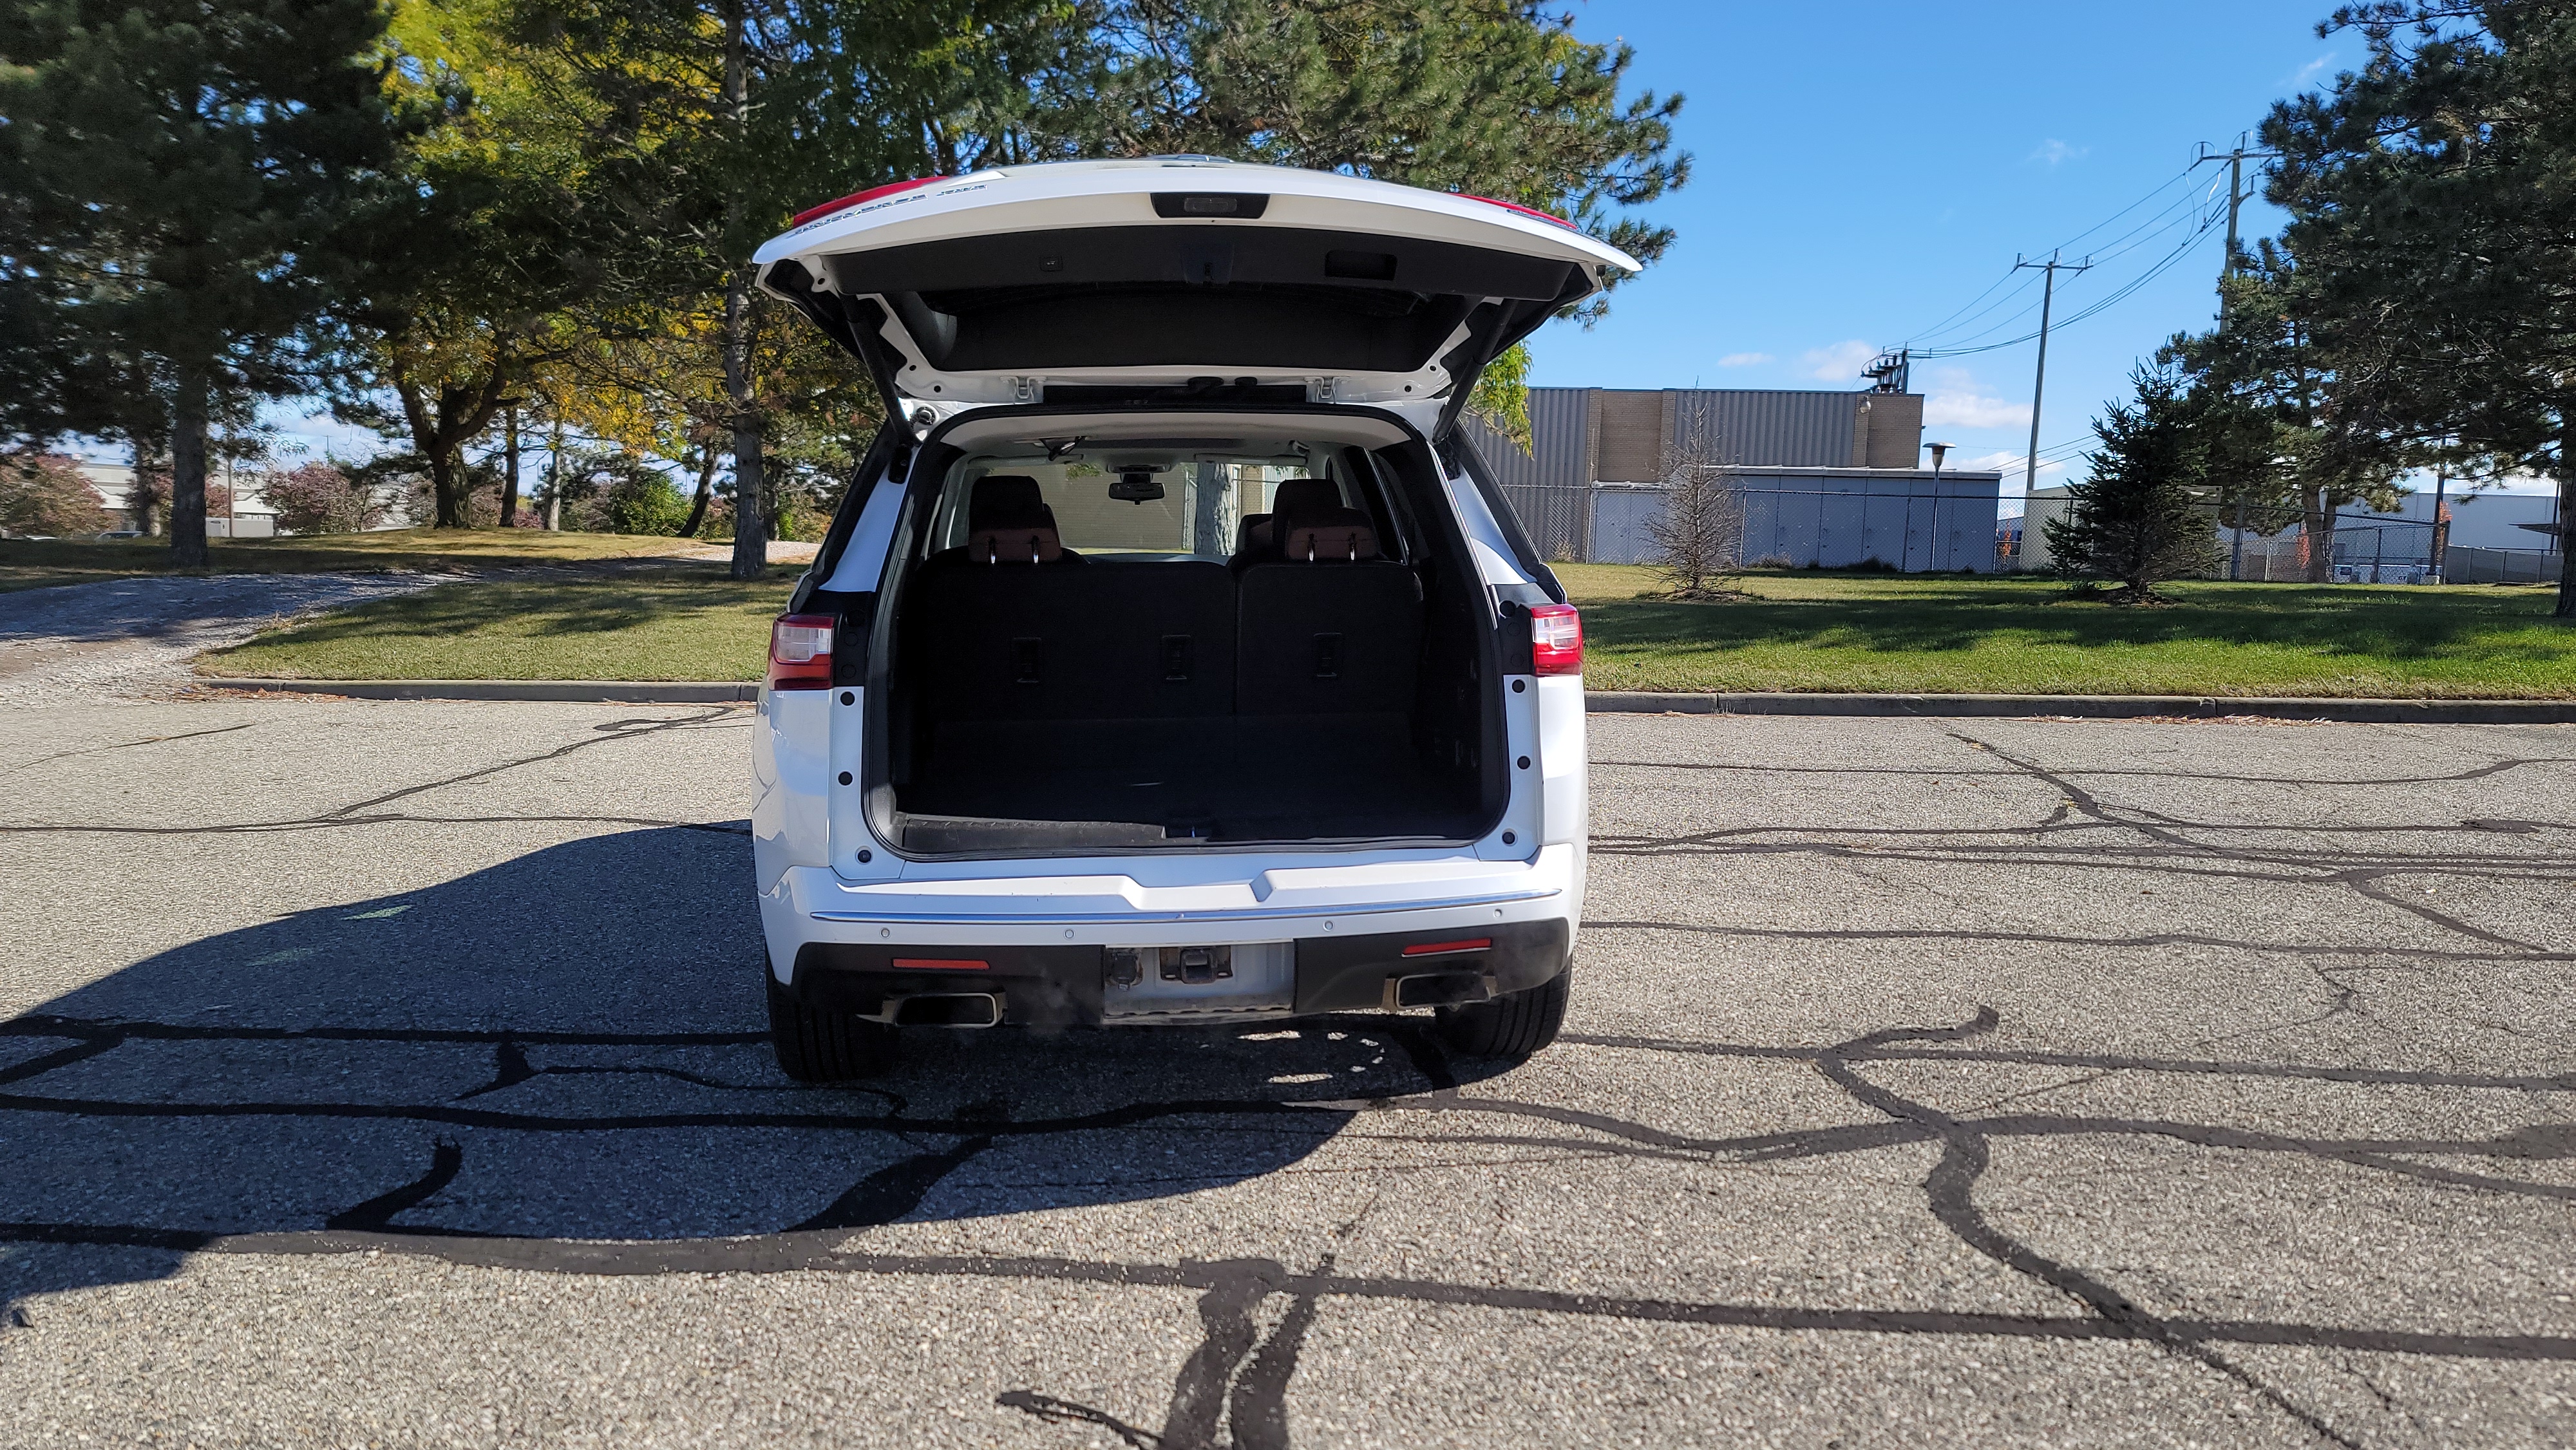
[1461,386,2002,570]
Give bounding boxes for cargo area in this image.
[873,426,1501,854]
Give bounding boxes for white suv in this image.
[746,158,1628,1078]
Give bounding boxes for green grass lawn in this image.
[205,565,794,682]
[201,558,2575,696]
[1,529,721,594]
[1557,565,2576,697]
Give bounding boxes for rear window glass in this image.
[931,448,1380,560]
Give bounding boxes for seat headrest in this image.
[969,475,1048,531]
[1236,513,1273,556]
[1267,478,1340,523]
[1280,506,1379,561]
[966,523,1065,564]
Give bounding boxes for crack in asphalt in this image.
[0,709,747,838]
[5,715,2570,1442]
[1589,754,2576,787]
[0,720,263,779]
[3,1010,2571,1386]
[1811,1008,2363,1447]
[1584,918,2576,966]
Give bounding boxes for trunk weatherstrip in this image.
[808,885,1558,926]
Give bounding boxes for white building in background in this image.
[75,460,279,538]
[2012,480,2562,582]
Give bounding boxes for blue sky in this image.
[1526,0,2376,510]
[253,2,2544,510]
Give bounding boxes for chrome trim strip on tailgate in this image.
[810,885,1559,927]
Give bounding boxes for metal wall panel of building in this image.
[1669,390,1870,468]
[1595,471,2003,571]
[1463,391,1593,490]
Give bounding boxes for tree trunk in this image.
[431,448,468,528]
[721,1,765,580]
[169,365,210,569]
[681,446,719,538]
[545,417,564,529]
[2302,487,2335,583]
[500,406,520,527]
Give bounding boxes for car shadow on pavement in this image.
[0,825,1509,1314]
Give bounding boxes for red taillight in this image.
[1401,938,1492,957]
[1529,603,1582,676]
[768,613,834,691]
[1461,194,1578,230]
[790,175,949,227]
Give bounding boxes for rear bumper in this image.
[786,918,1570,1026]
[760,843,1582,1026]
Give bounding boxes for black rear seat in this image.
[1234,503,1422,719]
[913,560,1234,724]
[907,475,1426,833]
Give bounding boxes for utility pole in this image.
[2012,251,2091,563]
[2194,137,2281,294]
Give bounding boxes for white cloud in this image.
[1799,340,1878,383]
[1717,352,1772,367]
[1919,365,2029,430]
[2283,52,2333,88]
[2029,138,2088,167]
[1924,389,2029,430]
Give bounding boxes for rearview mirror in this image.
[1108,466,1166,505]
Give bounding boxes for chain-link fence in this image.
[1995,500,2558,583]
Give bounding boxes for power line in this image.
[1897,164,2216,350]
[1913,207,2222,359]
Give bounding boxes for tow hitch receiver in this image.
[1110,946,1235,986]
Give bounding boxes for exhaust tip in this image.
[890,993,1002,1028]
[1390,972,1494,1010]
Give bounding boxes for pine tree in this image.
[0,0,409,565]
[2266,1,2576,614]
[2045,366,2221,604]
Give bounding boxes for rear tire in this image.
[766,967,899,1082]
[1434,965,1571,1060]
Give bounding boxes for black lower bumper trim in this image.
[788,917,1573,1028]
[1292,917,1570,1014]
[790,942,1103,1026]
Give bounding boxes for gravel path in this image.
[0,572,446,705]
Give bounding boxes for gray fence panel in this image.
[1458,410,1591,561]
[1501,484,1593,563]
[2445,546,2561,584]
[1587,489,1663,565]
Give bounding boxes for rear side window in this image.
[927,447,1405,561]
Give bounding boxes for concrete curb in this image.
[191,679,2576,723]
[1585,692,2576,724]
[197,678,757,704]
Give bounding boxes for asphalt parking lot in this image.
[1,699,2571,1448]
